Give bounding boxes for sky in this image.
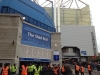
[38,0,100,52]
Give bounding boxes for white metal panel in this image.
[61,25,98,56]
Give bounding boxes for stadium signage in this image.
[28,32,48,41]
[21,24,51,49]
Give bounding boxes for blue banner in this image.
[21,24,51,49]
[81,51,87,55]
[19,58,51,62]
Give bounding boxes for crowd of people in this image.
[74,61,100,75]
[1,61,100,75]
[0,62,75,75]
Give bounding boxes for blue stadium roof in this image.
[0,0,56,32]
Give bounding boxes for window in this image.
[30,18,33,24]
[25,16,30,22]
[65,49,69,52]
[9,8,15,14]
[37,21,40,27]
[39,22,41,28]
[48,26,50,31]
[33,19,37,25]
[45,25,48,30]
[73,49,76,53]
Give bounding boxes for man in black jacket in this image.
[64,64,74,75]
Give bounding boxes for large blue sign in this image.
[21,24,51,49]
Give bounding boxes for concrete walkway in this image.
[71,69,88,75]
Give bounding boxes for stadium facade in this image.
[44,5,98,62]
[0,0,61,70]
[0,0,98,68]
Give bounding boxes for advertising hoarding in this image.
[21,24,51,49]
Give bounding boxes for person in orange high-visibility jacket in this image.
[80,65,84,75]
[61,65,66,75]
[21,65,28,75]
[53,67,59,75]
[75,63,79,75]
[88,63,92,75]
[61,65,65,72]
[57,65,60,75]
[0,64,10,75]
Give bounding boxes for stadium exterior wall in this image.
[0,14,52,70]
[61,25,98,57]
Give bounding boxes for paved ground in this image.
[71,69,88,75]
[71,69,100,75]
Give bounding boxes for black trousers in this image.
[88,71,92,75]
[11,72,16,75]
[28,72,33,75]
[81,72,84,75]
[75,71,79,75]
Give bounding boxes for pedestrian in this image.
[75,62,79,75]
[80,65,84,75]
[88,62,92,75]
[61,65,65,75]
[28,63,34,75]
[10,63,17,75]
[63,64,74,75]
[0,63,10,75]
[21,64,28,75]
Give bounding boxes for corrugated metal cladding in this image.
[0,0,56,32]
[17,44,51,59]
[61,25,98,56]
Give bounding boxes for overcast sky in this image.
[39,0,100,52]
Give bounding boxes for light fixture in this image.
[55,44,57,47]
[22,17,25,20]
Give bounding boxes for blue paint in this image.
[81,51,87,55]
[0,0,3,12]
[21,24,51,49]
[54,55,59,61]
[0,0,55,28]
[54,50,59,61]
[19,58,51,62]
